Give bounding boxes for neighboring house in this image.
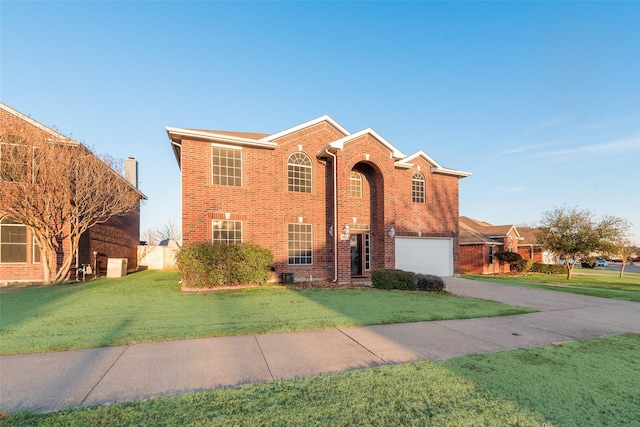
[515,227,548,264]
[459,217,547,274]
[0,103,143,283]
[167,115,470,283]
[459,216,521,274]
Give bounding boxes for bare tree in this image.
[152,217,181,246]
[1,128,140,283]
[536,206,630,280]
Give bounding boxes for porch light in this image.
[343,224,350,235]
[328,225,334,237]
[388,227,395,238]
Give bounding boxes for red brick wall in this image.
[517,245,543,263]
[180,121,464,283]
[460,244,505,274]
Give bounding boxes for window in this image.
[212,145,242,186]
[364,233,371,271]
[0,217,27,263]
[212,220,242,244]
[0,138,29,183]
[350,171,362,198]
[288,223,312,264]
[33,236,41,263]
[287,152,312,193]
[412,172,425,203]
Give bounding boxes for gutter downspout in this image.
[324,148,338,282]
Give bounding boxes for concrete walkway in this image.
[1,277,639,413]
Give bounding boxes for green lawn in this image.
[0,270,532,355]
[4,334,639,426]
[463,270,640,301]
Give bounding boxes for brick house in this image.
[459,216,544,274]
[167,115,470,284]
[0,103,143,283]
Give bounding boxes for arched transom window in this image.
[287,152,312,193]
[350,171,362,198]
[412,172,426,203]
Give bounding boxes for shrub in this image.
[371,269,415,290]
[175,242,274,287]
[531,263,566,274]
[413,274,446,292]
[514,258,535,273]
[581,257,596,269]
[494,251,523,265]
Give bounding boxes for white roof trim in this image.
[0,102,76,144]
[397,150,471,177]
[260,115,350,142]
[329,128,405,159]
[165,127,277,150]
[398,150,443,168]
[430,166,472,178]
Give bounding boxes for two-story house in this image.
[167,115,470,284]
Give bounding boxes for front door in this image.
[350,234,363,276]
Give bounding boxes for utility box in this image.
[107,258,128,278]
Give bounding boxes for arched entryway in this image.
[343,162,385,280]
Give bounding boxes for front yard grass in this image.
[0,270,533,355]
[4,333,639,426]
[463,270,640,301]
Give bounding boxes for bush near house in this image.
[530,263,566,274]
[175,242,274,287]
[513,258,535,273]
[414,274,446,292]
[372,269,445,292]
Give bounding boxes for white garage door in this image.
[395,237,453,277]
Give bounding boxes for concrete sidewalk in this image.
[1,277,639,413]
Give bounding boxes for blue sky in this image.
[2,1,639,243]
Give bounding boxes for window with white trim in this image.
[350,171,362,198]
[412,172,426,203]
[0,217,27,263]
[212,220,242,244]
[288,223,312,264]
[287,152,312,193]
[212,145,242,186]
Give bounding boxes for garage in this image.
[395,237,453,277]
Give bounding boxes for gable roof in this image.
[1,102,146,199]
[327,128,405,159]
[515,227,540,247]
[0,102,77,146]
[459,220,503,245]
[396,150,471,177]
[166,115,470,178]
[459,216,521,247]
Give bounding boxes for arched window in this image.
[0,217,27,263]
[287,152,312,193]
[350,171,362,198]
[412,172,426,203]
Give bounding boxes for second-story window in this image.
[412,172,425,203]
[287,152,312,193]
[0,135,29,183]
[212,144,242,187]
[350,171,362,198]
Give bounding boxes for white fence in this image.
[137,245,178,270]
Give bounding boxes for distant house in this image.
[166,115,471,283]
[459,217,547,274]
[0,103,144,283]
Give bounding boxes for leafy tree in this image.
[536,206,630,280]
[1,128,141,283]
[607,238,635,279]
